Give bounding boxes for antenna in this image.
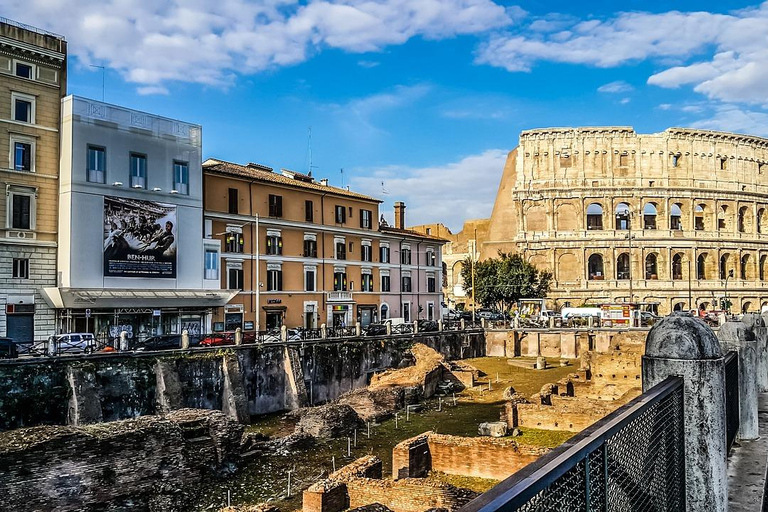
[340,168,344,188]
[89,64,105,102]
[381,181,389,195]
[306,126,319,177]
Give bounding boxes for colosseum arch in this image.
[695,204,706,231]
[451,261,464,287]
[616,252,630,280]
[743,301,753,314]
[672,253,684,280]
[697,253,710,280]
[670,204,683,230]
[738,206,754,233]
[587,253,604,280]
[758,208,766,234]
[741,253,756,281]
[586,203,604,230]
[643,203,658,230]
[761,255,767,281]
[555,203,579,232]
[645,253,659,280]
[528,253,550,272]
[720,252,734,280]
[615,202,631,230]
[558,253,580,282]
[525,203,547,232]
[718,205,731,232]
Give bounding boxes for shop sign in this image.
[153,309,161,317]
[267,299,282,304]
[244,321,254,330]
[85,309,91,318]
[332,305,349,311]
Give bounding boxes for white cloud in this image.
[597,80,633,93]
[358,60,381,68]
[690,105,768,137]
[475,4,768,104]
[4,0,511,93]
[350,149,508,230]
[619,97,630,104]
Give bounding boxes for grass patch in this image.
[425,471,499,493]
[515,427,574,448]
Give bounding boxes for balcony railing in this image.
[327,291,353,302]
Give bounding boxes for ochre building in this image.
[464,126,768,315]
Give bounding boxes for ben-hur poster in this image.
[103,196,177,278]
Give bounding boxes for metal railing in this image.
[463,376,685,512]
[724,350,740,453]
[0,17,66,39]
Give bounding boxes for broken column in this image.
[718,320,759,440]
[66,364,103,426]
[642,313,727,512]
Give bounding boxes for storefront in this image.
[357,305,378,327]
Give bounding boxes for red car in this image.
[199,333,233,347]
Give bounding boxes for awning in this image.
[41,287,239,309]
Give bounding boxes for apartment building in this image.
[42,96,234,343]
[203,160,446,331]
[0,20,67,342]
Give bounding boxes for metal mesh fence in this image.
[724,351,740,453]
[465,377,685,512]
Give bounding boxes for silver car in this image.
[48,333,97,355]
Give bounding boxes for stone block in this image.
[478,421,508,437]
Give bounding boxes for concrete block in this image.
[478,421,508,437]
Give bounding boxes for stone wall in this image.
[0,331,485,430]
[392,432,547,481]
[0,409,243,512]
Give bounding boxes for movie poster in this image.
[103,196,177,278]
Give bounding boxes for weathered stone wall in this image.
[345,478,476,512]
[0,331,485,430]
[0,409,243,512]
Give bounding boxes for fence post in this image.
[438,319,443,332]
[355,322,362,337]
[413,320,419,334]
[119,330,128,351]
[642,313,727,512]
[718,320,759,440]
[460,318,466,331]
[320,323,327,339]
[234,327,243,346]
[386,322,392,336]
[181,329,189,349]
[281,325,288,342]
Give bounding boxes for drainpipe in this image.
[416,239,422,319]
[321,193,327,324]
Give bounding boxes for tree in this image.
[461,252,552,313]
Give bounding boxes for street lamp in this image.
[622,208,634,304]
[724,268,734,313]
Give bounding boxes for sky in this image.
[7,0,768,231]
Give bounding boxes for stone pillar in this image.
[154,360,183,413]
[386,322,392,336]
[281,325,288,342]
[413,320,419,334]
[460,319,466,331]
[234,327,243,346]
[756,313,768,391]
[718,321,759,440]
[355,322,362,337]
[66,365,103,426]
[438,319,443,331]
[481,318,487,329]
[181,329,190,349]
[222,353,250,424]
[642,313,727,512]
[119,330,129,351]
[321,323,327,339]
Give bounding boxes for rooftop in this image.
[203,158,383,203]
[380,224,450,243]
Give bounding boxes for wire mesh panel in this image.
[463,377,685,512]
[724,351,739,453]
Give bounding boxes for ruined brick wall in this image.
[345,478,477,512]
[426,434,547,480]
[0,409,243,512]
[393,433,431,479]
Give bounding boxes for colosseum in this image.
[414,126,768,315]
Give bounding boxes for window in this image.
[335,205,346,224]
[643,203,657,230]
[380,244,390,263]
[87,146,106,183]
[362,273,374,292]
[228,266,244,290]
[645,254,658,279]
[615,203,630,230]
[11,137,33,172]
[12,258,29,279]
[381,273,391,292]
[718,206,728,231]
[698,253,707,280]
[173,161,189,195]
[738,206,749,233]
[617,253,630,280]
[204,250,219,280]
[619,153,629,166]
[228,188,239,214]
[720,254,730,280]
[403,302,411,322]
[586,203,603,230]
[759,208,765,234]
[336,241,346,260]
[268,194,283,217]
[741,254,750,280]
[402,274,412,292]
[672,155,680,167]
[381,304,389,320]
[305,267,316,292]
[761,255,767,281]
[401,247,412,265]
[15,62,32,79]
[334,271,347,291]
[720,157,727,170]
[588,254,604,280]
[10,192,32,230]
[695,204,705,231]
[304,239,317,258]
[672,253,683,280]
[426,249,436,267]
[12,93,34,123]
[427,275,436,293]
[266,232,283,255]
[360,209,373,229]
[267,267,283,291]
[129,153,147,189]
[361,243,372,262]
[670,204,682,230]
[225,232,244,253]
[305,200,314,222]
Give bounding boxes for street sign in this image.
[85,309,91,318]
[152,309,161,317]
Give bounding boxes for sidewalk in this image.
[727,393,768,511]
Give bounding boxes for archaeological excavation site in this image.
[0,325,653,512]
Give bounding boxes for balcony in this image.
[327,291,353,302]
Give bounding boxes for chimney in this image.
[394,201,406,229]
[320,178,328,186]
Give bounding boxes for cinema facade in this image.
[475,126,768,315]
[41,96,235,343]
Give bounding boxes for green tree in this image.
[461,252,552,313]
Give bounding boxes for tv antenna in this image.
[306,126,319,177]
[89,64,105,102]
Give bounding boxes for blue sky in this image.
[8,1,768,229]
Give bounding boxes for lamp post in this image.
[724,268,734,314]
[622,208,634,303]
[471,229,477,325]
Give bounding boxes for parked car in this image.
[477,310,504,321]
[639,312,661,327]
[417,319,438,332]
[135,334,183,351]
[48,333,97,355]
[443,309,461,320]
[363,323,388,336]
[200,333,233,347]
[0,337,17,359]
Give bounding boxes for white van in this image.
[560,307,602,320]
[48,333,96,355]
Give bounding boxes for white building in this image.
[42,96,234,343]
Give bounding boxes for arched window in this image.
[695,204,705,231]
[761,255,766,281]
[673,302,685,312]
[697,253,707,280]
[588,254,604,280]
[758,208,765,234]
[643,203,658,230]
[743,302,752,314]
[380,304,389,320]
[615,203,630,230]
[741,254,750,280]
[645,253,658,279]
[720,253,731,280]
[718,205,728,231]
[738,206,749,233]
[586,203,603,230]
[616,253,630,280]
[672,253,683,280]
[670,204,682,230]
